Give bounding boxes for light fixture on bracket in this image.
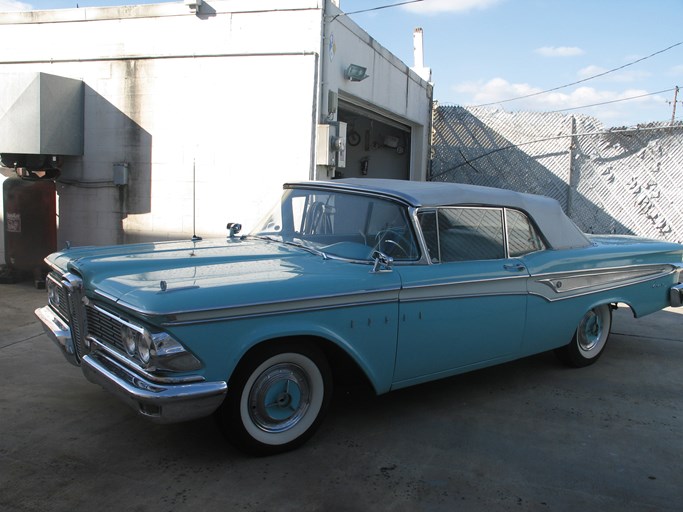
[184,0,202,13]
[345,64,369,82]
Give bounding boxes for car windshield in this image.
[250,187,420,261]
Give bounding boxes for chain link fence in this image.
[430,105,683,243]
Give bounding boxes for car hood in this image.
[47,238,400,317]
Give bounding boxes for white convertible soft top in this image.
[287,178,591,251]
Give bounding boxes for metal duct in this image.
[0,72,84,156]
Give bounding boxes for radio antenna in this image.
[191,157,202,242]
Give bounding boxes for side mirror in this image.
[226,223,242,239]
[370,250,393,273]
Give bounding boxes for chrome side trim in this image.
[536,265,673,294]
[400,274,528,303]
[532,263,678,281]
[146,275,536,325]
[403,290,525,303]
[81,351,227,424]
[529,264,678,302]
[107,287,397,325]
[163,289,400,326]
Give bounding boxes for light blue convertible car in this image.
[36,179,683,454]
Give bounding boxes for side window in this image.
[506,209,546,257]
[437,207,505,262]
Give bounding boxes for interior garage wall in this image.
[337,106,411,180]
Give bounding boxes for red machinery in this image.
[2,161,58,288]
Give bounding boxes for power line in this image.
[471,41,683,108]
[444,87,675,116]
[343,0,425,16]
[339,2,680,120]
[430,123,683,181]
[546,88,674,113]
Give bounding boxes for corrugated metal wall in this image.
[430,105,683,243]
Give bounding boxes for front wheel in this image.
[217,343,332,456]
[555,304,612,367]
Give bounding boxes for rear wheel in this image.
[217,343,332,456]
[555,304,612,367]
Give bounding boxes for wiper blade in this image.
[248,235,328,260]
[248,234,278,242]
[283,240,329,260]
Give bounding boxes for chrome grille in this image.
[55,283,70,320]
[67,292,83,358]
[86,305,125,353]
[48,272,86,362]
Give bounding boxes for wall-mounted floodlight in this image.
[345,64,369,82]
[184,0,202,13]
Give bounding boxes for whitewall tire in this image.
[555,304,612,367]
[218,343,332,456]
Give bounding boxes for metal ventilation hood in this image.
[0,72,84,156]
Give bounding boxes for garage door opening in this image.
[337,101,411,180]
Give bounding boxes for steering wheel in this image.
[373,229,412,259]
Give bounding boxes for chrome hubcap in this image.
[577,307,610,358]
[248,363,311,434]
[579,311,602,350]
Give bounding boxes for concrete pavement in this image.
[1,280,682,512]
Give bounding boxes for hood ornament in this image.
[160,280,167,292]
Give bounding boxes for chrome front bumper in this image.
[81,351,227,423]
[35,306,228,423]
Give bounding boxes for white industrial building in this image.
[0,0,433,264]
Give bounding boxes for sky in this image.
[1,0,682,128]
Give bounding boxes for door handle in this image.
[503,263,526,272]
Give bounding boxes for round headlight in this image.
[122,326,137,357]
[137,330,153,365]
[47,281,60,307]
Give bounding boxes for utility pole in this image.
[567,115,578,218]
[671,86,679,126]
